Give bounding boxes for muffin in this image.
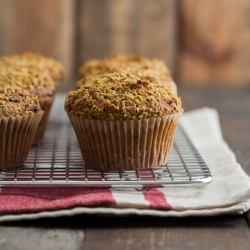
[0,66,56,144]
[77,54,177,94]
[0,84,43,169]
[0,52,64,87]
[65,72,183,171]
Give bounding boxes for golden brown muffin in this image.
[0,66,56,144]
[77,54,177,94]
[65,72,183,171]
[0,84,43,169]
[0,52,64,86]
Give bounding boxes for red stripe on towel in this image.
[142,185,171,210]
[0,186,116,214]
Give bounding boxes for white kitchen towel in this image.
[0,97,250,222]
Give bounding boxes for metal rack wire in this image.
[0,121,212,187]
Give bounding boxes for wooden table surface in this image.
[0,84,250,250]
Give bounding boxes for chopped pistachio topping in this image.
[0,52,64,82]
[0,84,41,117]
[0,66,55,98]
[65,72,182,120]
[77,54,173,88]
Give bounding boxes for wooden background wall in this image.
[0,0,249,92]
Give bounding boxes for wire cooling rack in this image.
[0,120,212,187]
[0,94,212,187]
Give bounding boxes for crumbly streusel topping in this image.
[77,54,172,89]
[0,66,56,98]
[65,72,182,120]
[0,84,41,117]
[0,52,64,82]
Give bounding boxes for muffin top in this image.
[0,52,64,83]
[0,66,56,98]
[77,54,172,89]
[65,72,182,120]
[0,84,41,117]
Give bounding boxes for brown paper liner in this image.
[0,111,44,169]
[68,112,183,171]
[33,95,55,145]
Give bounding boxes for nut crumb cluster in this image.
[77,54,172,89]
[65,72,182,120]
[0,84,41,117]
[0,52,64,83]
[0,66,55,98]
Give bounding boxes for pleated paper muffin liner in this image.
[68,112,182,171]
[0,111,44,169]
[33,95,55,145]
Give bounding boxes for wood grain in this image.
[0,0,76,92]
[0,225,84,250]
[1,215,250,250]
[82,216,250,250]
[77,0,178,75]
[178,0,250,85]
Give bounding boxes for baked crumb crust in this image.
[77,54,173,89]
[0,66,55,98]
[0,52,64,82]
[65,72,182,120]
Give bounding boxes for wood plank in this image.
[82,216,250,250]
[77,0,113,64]
[77,0,178,75]
[0,0,76,92]
[1,215,249,250]
[0,225,84,250]
[178,0,250,85]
